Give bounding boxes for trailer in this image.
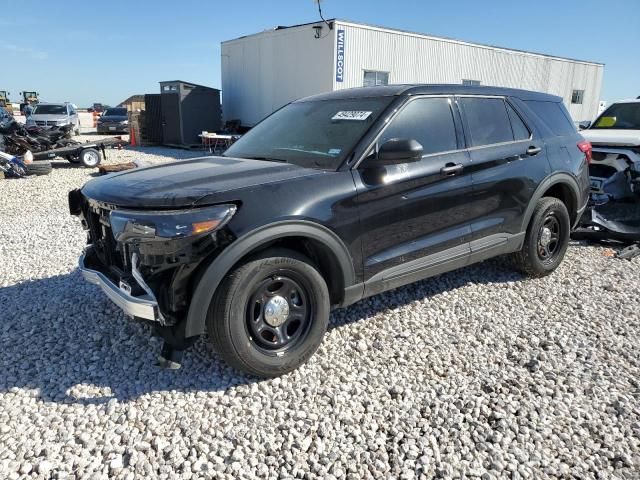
[32,136,127,168]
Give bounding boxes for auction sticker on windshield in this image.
[332,111,372,121]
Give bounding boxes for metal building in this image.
[221,19,604,127]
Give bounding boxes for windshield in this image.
[33,104,67,115]
[592,102,640,130]
[224,97,393,170]
[104,108,127,116]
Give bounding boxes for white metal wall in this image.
[333,22,604,122]
[221,23,334,126]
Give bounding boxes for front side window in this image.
[363,71,389,87]
[460,97,514,147]
[571,90,584,105]
[379,97,458,156]
[224,97,394,170]
[591,102,640,130]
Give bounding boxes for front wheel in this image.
[511,197,570,277]
[207,249,330,377]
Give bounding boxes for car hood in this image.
[581,129,640,147]
[31,114,68,121]
[81,156,325,208]
[99,115,128,122]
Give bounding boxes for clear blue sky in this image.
[2,0,638,107]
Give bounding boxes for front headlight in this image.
[57,119,69,125]
[121,120,129,125]
[109,204,236,242]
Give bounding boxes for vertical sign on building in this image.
[335,29,345,83]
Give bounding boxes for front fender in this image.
[184,220,356,338]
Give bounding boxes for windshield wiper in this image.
[237,155,287,163]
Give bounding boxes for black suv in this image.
[69,85,590,377]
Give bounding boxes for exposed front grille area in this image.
[83,201,127,276]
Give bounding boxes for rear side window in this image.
[524,100,575,136]
[379,97,458,156]
[506,102,530,140]
[459,97,513,147]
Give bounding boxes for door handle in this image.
[440,163,463,176]
[526,146,542,156]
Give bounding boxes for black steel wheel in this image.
[537,214,562,262]
[207,248,330,377]
[246,273,314,353]
[511,197,570,277]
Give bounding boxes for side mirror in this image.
[366,138,423,167]
[578,121,591,130]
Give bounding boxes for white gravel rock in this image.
[0,137,639,478]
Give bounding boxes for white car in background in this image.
[580,98,640,202]
[29,102,80,135]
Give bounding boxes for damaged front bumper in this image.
[79,246,162,322]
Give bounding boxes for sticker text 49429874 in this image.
[331,111,372,121]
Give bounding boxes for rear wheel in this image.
[511,197,570,277]
[79,148,101,168]
[207,249,330,377]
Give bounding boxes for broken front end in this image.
[69,189,236,346]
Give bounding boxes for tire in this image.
[79,148,101,168]
[511,197,570,277]
[207,248,330,377]
[25,161,52,176]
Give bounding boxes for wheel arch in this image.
[520,173,581,233]
[184,221,356,338]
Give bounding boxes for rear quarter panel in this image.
[516,99,590,212]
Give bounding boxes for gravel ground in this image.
[1,140,639,479]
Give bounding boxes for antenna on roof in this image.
[315,0,332,30]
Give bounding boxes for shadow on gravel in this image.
[49,161,82,169]
[0,258,521,404]
[329,257,523,331]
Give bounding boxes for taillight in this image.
[577,140,592,164]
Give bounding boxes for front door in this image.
[352,96,475,296]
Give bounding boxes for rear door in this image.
[353,96,474,293]
[458,96,548,245]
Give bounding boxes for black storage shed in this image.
[159,80,221,147]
